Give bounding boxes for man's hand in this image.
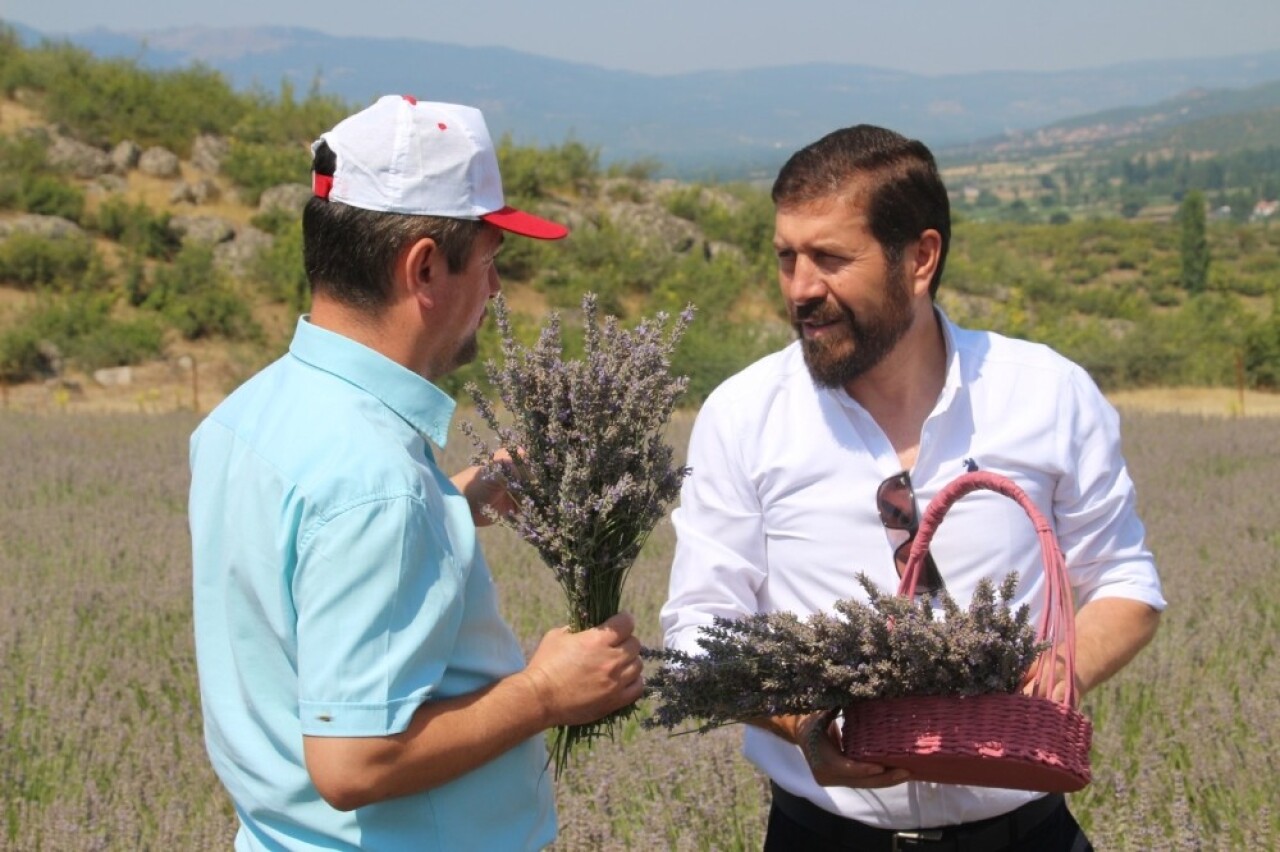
[450,449,518,528]
[303,611,644,810]
[751,711,911,789]
[1020,653,1085,707]
[1022,597,1161,707]
[522,612,646,727]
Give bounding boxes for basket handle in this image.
[897,471,1078,709]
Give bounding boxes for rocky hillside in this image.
[0,92,781,414]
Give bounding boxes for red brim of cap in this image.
[481,206,569,240]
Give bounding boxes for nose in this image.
[487,263,501,297]
[782,254,826,304]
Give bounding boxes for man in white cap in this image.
[189,95,644,851]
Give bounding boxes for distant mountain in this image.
[11,21,1280,177]
[946,78,1280,162]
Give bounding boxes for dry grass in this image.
[0,98,40,135]
[7,371,1279,422]
[1108,387,1280,418]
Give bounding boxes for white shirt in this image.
[660,311,1167,829]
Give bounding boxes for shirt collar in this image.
[287,316,456,447]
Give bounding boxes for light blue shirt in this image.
[189,317,555,851]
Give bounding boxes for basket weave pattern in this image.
[840,472,1093,792]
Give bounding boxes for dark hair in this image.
[302,141,485,313]
[771,125,951,296]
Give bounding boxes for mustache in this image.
[793,300,848,325]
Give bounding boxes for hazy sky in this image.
[6,0,1280,77]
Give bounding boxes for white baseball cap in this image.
[312,94,568,240]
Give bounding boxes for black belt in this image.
[770,783,1064,851]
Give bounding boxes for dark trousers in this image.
[764,792,1094,852]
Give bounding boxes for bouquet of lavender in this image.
[463,292,693,773]
[644,573,1046,733]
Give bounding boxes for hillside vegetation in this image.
[1,29,1278,411]
[941,78,1280,227]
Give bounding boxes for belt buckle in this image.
[891,829,945,850]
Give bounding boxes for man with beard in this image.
[189,96,645,851]
[660,125,1165,850]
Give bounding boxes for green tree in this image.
[1243,293,1280,389]
[1178,190,1210,294]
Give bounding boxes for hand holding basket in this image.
[840,471,1093,793]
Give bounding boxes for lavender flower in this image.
[644,573,1046,733]
[463,293,694,774]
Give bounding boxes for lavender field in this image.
[1,409,1277,850]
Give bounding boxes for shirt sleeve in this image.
[1053,366,1168,611]
[293,493,466,736]
[660,391,769,655]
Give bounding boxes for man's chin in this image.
[449,337,480,373]
[801,339,857,388]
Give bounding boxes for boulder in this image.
[138,146,181,178]
[169,215,236,245]
[0,214,86,240]
[170,179,221,206]
[191,134,230,174]
[91,174,128,195]
[35,340,63,377]
[93,366,134,387]
[110,140,141,173]
[258,183,313,217]
[603,200,702,253]
[213,226,274,277]
[47,135,112,179]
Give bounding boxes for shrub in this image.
[606,157,663,181]
[0,134,84,220]
[0,232,96,289]
[537,219,668,314]
[249,219,309,314]
[230,81,350,146]
[0,293,165,380]
[25,45,243,152]
[247,207,298,236]
[663,186,702,222]
[19,175,85,221]
[0,321,46,381]
[71,315,166,371]
[1243,311,1280,389]
[145,244,260,341]
[90,197,181,260]
[494,229,555,283]
[497,136,600,198]
[221,141,309,207]
[659,183,773,260]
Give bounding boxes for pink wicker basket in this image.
[840,471,1093,793]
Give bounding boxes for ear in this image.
[908,229,943,297]
[397,237,439,310]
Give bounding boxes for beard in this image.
[796,266,915,389]
[447,332,480,373]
